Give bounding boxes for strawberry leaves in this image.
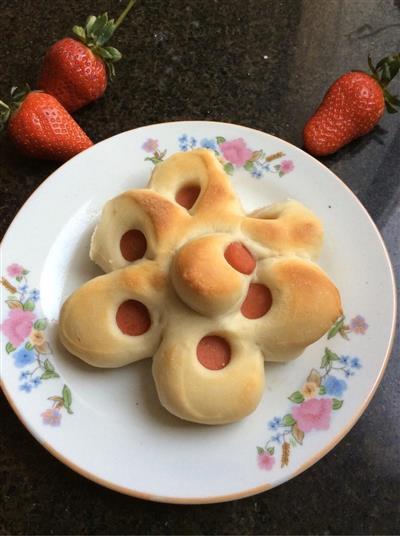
[368,54,400,113]
[0,100,10,129]
[71,0,136,80]
[0,84,31,131]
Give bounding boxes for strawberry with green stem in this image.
[303,54,400,156]
[0,85,93,161]
[38,0,137,112]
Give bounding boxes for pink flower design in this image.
[257,452,276,470]
[0,309,36,347]
[292,398,332,433]
[219,138,253,166]
[142,138,159,153]
[41,408,62,426]
[7,263,24,278]
[350,315,368,334]
[280,160,294,174]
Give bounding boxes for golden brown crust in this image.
[253,257,342,360]
[59,262,166,367]
[126,190,190,243]
[153,330,265,425]
[149,149,244,219]
[243,200,323,259]
[90,189,189,272]
[172,234,246,316]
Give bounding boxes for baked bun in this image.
[59,148,342,425]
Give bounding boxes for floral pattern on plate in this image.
[142,135,294,178]
[257,315,368,470]
[1,264,73,425]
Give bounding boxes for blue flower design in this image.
[178,134,188,151]
[350,357,361,369]
[200,138,217,151]
[271,433,285,444]
[13,347,36,368]
[19,284,29,293]
[324,375,347,397]
[262,163,271,172]
[340,355,350,365]
[19,371,30,381]
[20,382,32,393]
[189,137,197,148]
[251,169,262,179]
[31,377,42,388]
[344,369,354,378]
[268,416,282,430]
[30,289,40,302]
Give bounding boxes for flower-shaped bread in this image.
[59,149,342,424]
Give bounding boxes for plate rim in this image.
[0,120,397,504]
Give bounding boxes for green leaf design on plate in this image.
[34,318,48,330]
[332,399,343,410]
[288,391,304,404]
[244,160,254,172]
[62,385,73,414]
[145,156,163,165]
[321,347,340,368]
[325,347,340,361]
[41,370,60,380]
[44,359,55,372]
[327,315,345,339]
[223,162,234,175]
[267,446,275,456]
[281,414,296,427]
[6,342,15,354]
[319,385,327,395]
[25,342,34,351]
[216,136,225,144]
[321,353,329,369]
[256,446,264,455]
[23,299,35,311]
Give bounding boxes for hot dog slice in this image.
[116,300,151,335]
[224,242,256,275]
[241,283,272,319]
[175,184,201,210]
[120,230,147,262]
[197,335,231,370]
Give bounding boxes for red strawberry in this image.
[0,85,93,161]
[38,38,108,113]
[303,54,400,156]
[38,0,136,112]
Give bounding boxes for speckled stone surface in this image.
[0,0,399,534]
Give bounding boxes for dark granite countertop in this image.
[0,0,399,534]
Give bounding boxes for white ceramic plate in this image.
[0,121,396,503]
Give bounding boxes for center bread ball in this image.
[59,148,342,425]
